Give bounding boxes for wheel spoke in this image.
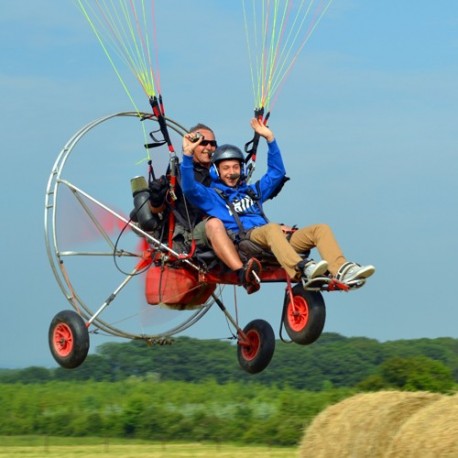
[288,296,309,332]
[242,330,260,361]
[53,323,73,357]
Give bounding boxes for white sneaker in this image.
[336,262,375,283]
[303,260,328,280]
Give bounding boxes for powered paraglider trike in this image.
[45,111,367,374]
[42,0,354,373]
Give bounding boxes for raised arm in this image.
[182,131,204,157]
[250,117,275,143]
[252,120,287,201]
[180,135,213,211]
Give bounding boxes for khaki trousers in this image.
[249,222,346,279]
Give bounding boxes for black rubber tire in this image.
[48,310,90,368]
[283,284,326,345]
[237,319,275,374]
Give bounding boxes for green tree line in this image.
[2,333,458,392]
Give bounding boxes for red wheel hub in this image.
[287,296,309,332]
[52,323,74,357]
[240,330,260,361]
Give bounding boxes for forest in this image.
[2,333,458,390]
[1,333,457,446]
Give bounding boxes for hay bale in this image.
[386,392,458,457]
[299,391,442,458]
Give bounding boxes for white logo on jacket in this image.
[226,196,255,215]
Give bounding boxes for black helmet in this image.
[211,144,245,165]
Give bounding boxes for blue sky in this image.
[1,1,458,368]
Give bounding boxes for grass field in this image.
[0,437,297,458]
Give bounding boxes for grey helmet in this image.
[211,144,245,165]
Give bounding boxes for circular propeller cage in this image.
[44,112,216,342]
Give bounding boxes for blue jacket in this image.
[181,140,286,233]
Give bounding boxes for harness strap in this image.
[214,188,247,239]
[147,160,156,186]
[214,185,270,242]
[173,165,202,231]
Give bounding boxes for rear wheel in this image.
[49,310,90,368]
[283,284,326,345]
[237,319,275,374]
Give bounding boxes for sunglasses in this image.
[199,140,218,148]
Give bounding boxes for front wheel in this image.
[283,284,326,345]
[237,319,275,374]
[49,310,90,368]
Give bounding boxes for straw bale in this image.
[386,392,458,458]
[299,391,442,458]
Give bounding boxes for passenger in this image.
[180,118,375,286]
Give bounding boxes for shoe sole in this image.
[309,260,329,279]
[345,265,375,282]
